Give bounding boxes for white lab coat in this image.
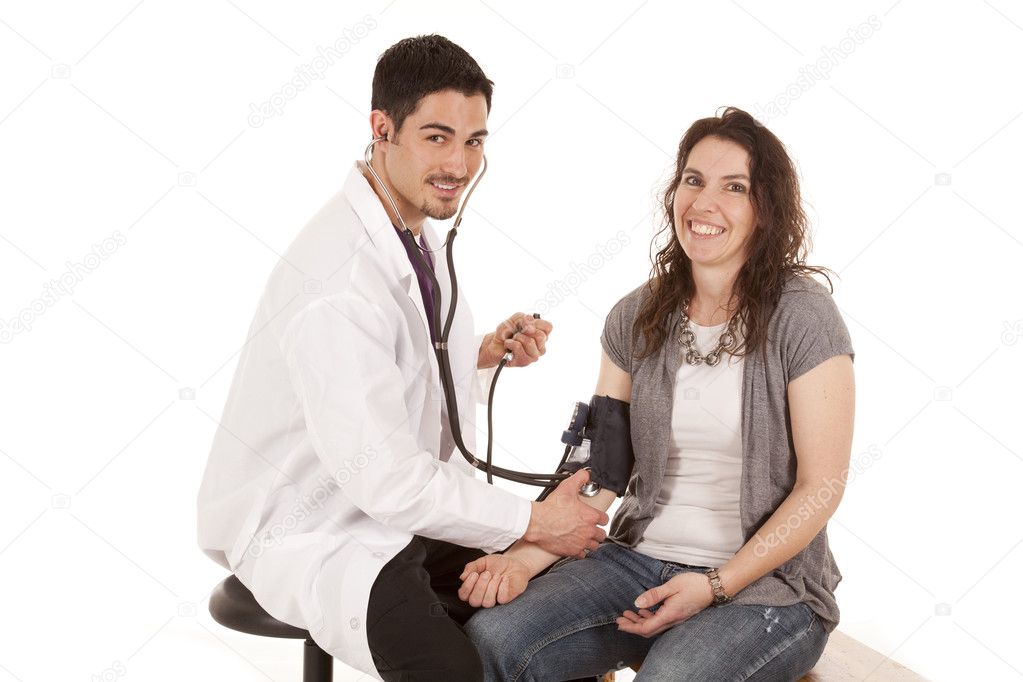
[197,163,532,678]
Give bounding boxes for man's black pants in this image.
[367,536,487,681]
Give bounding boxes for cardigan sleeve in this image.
[781,284,855,383]
[600,290,638,374]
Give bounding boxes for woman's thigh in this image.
[465,543,663,681]
[635,601,828,682]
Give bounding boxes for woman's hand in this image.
[616,571,715,637]
[457,553,533,607]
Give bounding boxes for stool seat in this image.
[208,574,334,680]
[209,574,309,639]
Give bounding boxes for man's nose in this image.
[439,145,468,179]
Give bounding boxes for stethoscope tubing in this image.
[362,137,570,491]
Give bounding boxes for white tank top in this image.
[633,318,745,567]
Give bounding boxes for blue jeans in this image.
[465,543,828,681]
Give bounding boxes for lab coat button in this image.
[349,617,360,630]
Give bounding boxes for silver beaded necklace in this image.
[678,298,739,367]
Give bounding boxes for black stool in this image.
[208,574,333,682]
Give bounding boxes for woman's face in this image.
[673,135,756,272]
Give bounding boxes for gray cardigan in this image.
[601,274,855,633]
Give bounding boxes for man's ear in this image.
[369,110,394,142]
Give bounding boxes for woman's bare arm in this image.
[716,353,855,597]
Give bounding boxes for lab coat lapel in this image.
[346,172,473,410]
[342,164,476,458]
[422,222,473,398]
[342,164,436,356]
[422,221,477,464]
[396,236,434,348]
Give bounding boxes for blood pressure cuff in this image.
[561,395,634,497]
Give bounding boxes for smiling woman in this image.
[463,107,856,681]
[672,136,759,322]
[635,106,831,350]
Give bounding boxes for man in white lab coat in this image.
[197,34,608,680]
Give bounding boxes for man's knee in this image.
[374,633,483,681]
[442,638,484,681]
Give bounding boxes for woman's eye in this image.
[684,176,701,186]
[729,183,746,192]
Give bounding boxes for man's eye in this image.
[428,135,445,143]
[467,139,482,148]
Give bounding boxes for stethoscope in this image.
[362,136,574,494]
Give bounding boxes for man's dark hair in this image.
[371,35,494,136]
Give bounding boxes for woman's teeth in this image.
[690,221,725,236]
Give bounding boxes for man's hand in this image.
[478,312,553,369]
[524,469,609,558]
[616,572,715,637]
[457,554,533,608]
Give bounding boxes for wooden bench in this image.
[602,630,925,680]
[798,630,924,680]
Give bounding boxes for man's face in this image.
[379,89,489,222]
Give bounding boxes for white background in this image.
[1,1,1021,680]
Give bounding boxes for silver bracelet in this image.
[704,567,733,606]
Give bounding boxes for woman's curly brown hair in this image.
[633,106,836,363]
